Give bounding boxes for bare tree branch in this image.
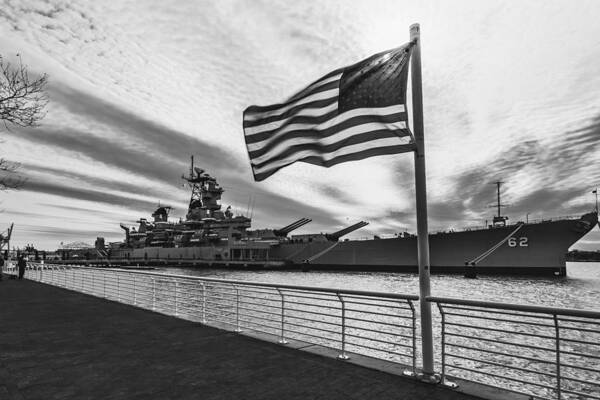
[0,54,49,130]
[0,53,48,191]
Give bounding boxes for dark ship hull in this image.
[269,212,599,276]
[103,160,599,276]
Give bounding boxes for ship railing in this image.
[455,214,587,232]
[22,263,419,375]
[428,296,600,400]
[343,216,583,241]
[322,213,588,242]
[523,214,585,225]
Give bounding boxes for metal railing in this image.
[429,296,600,400]
[19,263,418,374]
[2,260,19,277]
[5,263,600,399]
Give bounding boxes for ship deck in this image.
[0,277,483,400]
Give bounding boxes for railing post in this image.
[174,280,179,316]
[276,289,288,344]
[103,270,107,298]
[152,278,156,311]
[404,299,417,376]
[117,273,120,302]
[336,293,349,360]
[234,285,242,333]
[201,282,206,323]
[436,302,458,388]
[91,269,95,295]
[554,314,561,400]
[133,274,137,306]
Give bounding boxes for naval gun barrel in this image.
[119,223,130,245]
[326,221,369,241]
[274,218,312,237]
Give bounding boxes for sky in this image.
[0,0,599,251]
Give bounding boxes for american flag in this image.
[243,42,415,182]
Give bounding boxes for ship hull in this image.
[271,212,599,276]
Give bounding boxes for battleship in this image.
[104,158,599,276]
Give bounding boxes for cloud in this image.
[18,224,115,241]
[1,0,600,251]
[23,179,158,212]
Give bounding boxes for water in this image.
[156,262,600,311]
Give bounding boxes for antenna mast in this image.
[491,181,509,226]
[182,156,224,221]
[496,181,502,218]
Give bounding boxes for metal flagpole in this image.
[409,23,436,380]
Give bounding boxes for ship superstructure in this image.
[113,158,334,263]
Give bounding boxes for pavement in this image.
[0,276,482,400]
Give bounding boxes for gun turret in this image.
[274,218,312,237]
[326,221,369,241]
[120,223,130,245]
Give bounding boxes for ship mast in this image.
[491,181,509,226]
[182,155,224,221]
[496,181,501,218]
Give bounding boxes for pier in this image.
[2,264,599,399]
[0,277,477,400]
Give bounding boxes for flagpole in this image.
[410,23,436,380]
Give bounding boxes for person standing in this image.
[17,255,26,280]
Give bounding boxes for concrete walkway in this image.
[0,277,481,400]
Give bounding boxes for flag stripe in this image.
[301,144,414,168]
[244,76,342,122]
[252,127,409,168]
[244,102,339,135]
[247,113,408,158]
[247,115,409,159]
[244,101,339,130]
[253,137,414,181]
[244,96,339,128]
[245,103,406,137]
[244,88,338,123]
